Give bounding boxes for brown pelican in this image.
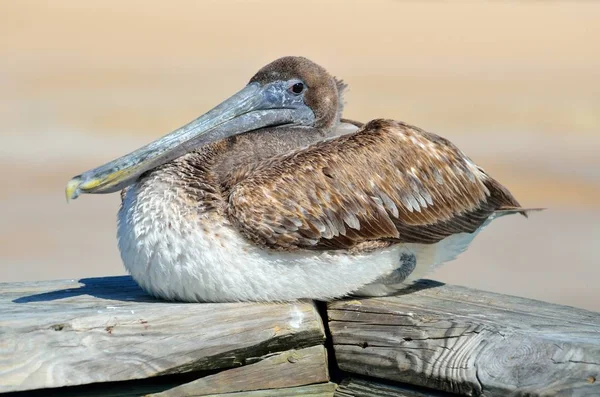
[66,56,535,302]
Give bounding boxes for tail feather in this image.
[494,206,546,218]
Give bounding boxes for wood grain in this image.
[334,377,456,397]
[0,276,325,393]
[188,382,337,397]
[328,280,600,396]
[150,345,329,396]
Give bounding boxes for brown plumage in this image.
[227,118,521,251]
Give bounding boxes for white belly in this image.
[117,184,483,302]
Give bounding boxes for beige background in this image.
[1,1,599,310]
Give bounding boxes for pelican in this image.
[66,56,535,302]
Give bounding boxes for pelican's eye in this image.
[290,82,305,95]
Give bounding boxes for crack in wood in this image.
[550,358,600,366]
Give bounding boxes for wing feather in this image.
[227,119,521,250]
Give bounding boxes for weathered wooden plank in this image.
[190,382,337,396]
[328,280,600,397]
[0,276,325,393]
[149,345,329,396]
[334,377,456,397]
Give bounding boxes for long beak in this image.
[65,82,314,201]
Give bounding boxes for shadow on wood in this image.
[11,276,155,304]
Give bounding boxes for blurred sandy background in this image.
[1,1,599,310]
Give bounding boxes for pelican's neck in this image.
[212,126,328,188]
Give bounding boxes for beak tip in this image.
[65,177,81,203]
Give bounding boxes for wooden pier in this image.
[1,276,599,396]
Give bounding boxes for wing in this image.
[227,119,521,250]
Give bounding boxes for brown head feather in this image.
[250,56,341,130]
